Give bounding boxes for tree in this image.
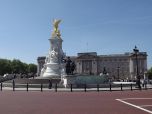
[0,59,12,75]
[11,59,24,74]
[147,67,152,79]
[0,58,37,76]
[28,64,37,74]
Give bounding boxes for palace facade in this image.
[37,51,147,80]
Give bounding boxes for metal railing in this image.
[1,80,152,92]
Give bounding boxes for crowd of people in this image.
[0,73,37,82]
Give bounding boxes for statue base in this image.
[42,63,61,79]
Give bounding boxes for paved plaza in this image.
[0,90,152,114]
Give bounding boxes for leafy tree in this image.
[0,58,37,75]
[28,64,37,74]
[147,67,152,79]
[0,59,12,75]
[11,59,24,74]
[22,63,29,74]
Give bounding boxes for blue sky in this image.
[0,0,152,68]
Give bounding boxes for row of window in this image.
[100,58,128,62]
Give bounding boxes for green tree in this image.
[147,67,152,79]
[22,63,29,74]
[0,59,12,75]
[0,58,37,75]
[11,59,23,74]
[28,64,37,74]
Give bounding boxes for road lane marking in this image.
[140,105,152,107]
[120,98,152,100]
[116,98,152,114]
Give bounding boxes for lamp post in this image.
[117,66,120,80]
[133,46,141,89]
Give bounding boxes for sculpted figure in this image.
[64,57,75,75]
[71,61,76,75]
[51,48,58,59]
[65,57,72,75]
[53,19,61,32]
[52,19,61,37]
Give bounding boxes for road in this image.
[0,90,151,114]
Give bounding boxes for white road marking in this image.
[120,98,152,100]
[116,98,152,114]
[140,105,152,107]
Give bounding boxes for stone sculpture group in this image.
[64,57,76,75]
[40,19,75,79]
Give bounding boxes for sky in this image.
[0,0,152,68]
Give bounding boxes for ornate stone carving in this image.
[40,19,64,79]
[50,48,58,59]
[52,19,61,38]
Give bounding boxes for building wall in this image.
[97,56,130,80]
[75,52,147,80]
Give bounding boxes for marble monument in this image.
[40,19,65,79]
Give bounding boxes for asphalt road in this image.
[0,90,151,114]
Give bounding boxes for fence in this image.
[1,79,152,92]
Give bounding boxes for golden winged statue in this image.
[52,19,61,38]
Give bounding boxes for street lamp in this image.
[133,46,141,89]
[117,66,120,80]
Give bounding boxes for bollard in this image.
[145,83,147,90]
[55,83,57,92]
[1,83,2,91]
[139,86,142,91]
[84,84,87,92]
[48,80,52,89]
[110,83,112,91]
[131,83,132,91]
[13,80,15,91]
[41,83,43,92]
[26,83,28,91]
[97,84,99,92]
[121,84,123,91]
[70,84,73,92]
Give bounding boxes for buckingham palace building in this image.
[37,51,147,80]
